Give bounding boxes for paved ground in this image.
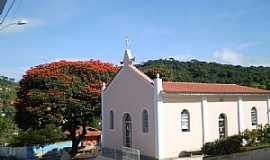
[72,153,97,160]
[72,155,203,160]
[92,155,203,160]
[177,156,203,160]
[73,155,112,160]
[94,156,114,160]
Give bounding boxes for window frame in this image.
[218,113,227,139]
[123,113,132,147]
[181,109,190,132]
[251,107,258,126]
[142,109,149,133]
[109,110,114,130]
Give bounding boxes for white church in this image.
[101,46,270,160]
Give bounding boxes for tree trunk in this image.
[70,124,87,155]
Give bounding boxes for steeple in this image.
[121,37,135,66]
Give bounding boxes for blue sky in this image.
[1,0,270,80]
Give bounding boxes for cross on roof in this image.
[125,36,129,49]
[121,37,135,66]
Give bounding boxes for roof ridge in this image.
[129,65,154,83]
[163,81,237,85]
[162,81,270,94]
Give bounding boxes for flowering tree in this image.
[15,60,118,151]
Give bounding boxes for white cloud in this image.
[212,48,244,65]
[0,17,43,34]
[211,48,270,66]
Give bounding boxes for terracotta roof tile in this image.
[163,82,270,94]
[85,130,101,137]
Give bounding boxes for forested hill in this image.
[138,59,270,90]
[0,76,16,87]
[0,76,18,108]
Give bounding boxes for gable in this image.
[103,65,154,96]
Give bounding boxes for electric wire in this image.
[0,0,16,25]
[9,0,22,20]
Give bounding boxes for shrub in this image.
[178,151,191,157]
[242,129,258,146]
[242,124,270,146]
[263,124,270,143]
[256,124,265,143]
[203,125,270,156]
[9,124,65,147]
[202,135,242,155]
[0,116,17,145]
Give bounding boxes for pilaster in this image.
[154,74,163,159]
[201,97,208,145]
[267,96,270,124]
[237,97,244,133]
[101,83,106,147]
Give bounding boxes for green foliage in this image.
[1,106,16,119]
[138,59,270,89]
[263,124,270,143]
[9,124,64,147]
[203,125,270,156]
[256,124,265,143]
[242,129,258,146]
[0,116,17,145]
[139,66,173,80]
[0,77,18,109]
[242,124,270,146]
[202,135,242,155]
[89,116,101,129]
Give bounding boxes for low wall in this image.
[204,147,270,160]
[0,147,34,160]
[33,141,72,157]
[0,141,72,160]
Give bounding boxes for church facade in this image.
[101,48,270,160]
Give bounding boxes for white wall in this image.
[158,95,269,159]
[159,96,203,159]
[102,66,155,157]
[206,97,239,142]
[242,96,268,130]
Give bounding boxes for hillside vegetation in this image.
[138,58,270,89]
[0,76,18,108]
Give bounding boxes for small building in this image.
[101,47,270,160]
[82,127,101,146]
[64,127,101,147]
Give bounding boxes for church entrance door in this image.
[123,113,132,148]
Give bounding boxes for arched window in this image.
[109,110,114,129]
[123,113,132,147]
[142,110,149,133]
[219,113,227,139]
[181,109,190,132]
[251,107,257,126]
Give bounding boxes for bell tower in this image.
[121,37,135,66]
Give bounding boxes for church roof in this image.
[129,65,154,83]
[163,82,270,94]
